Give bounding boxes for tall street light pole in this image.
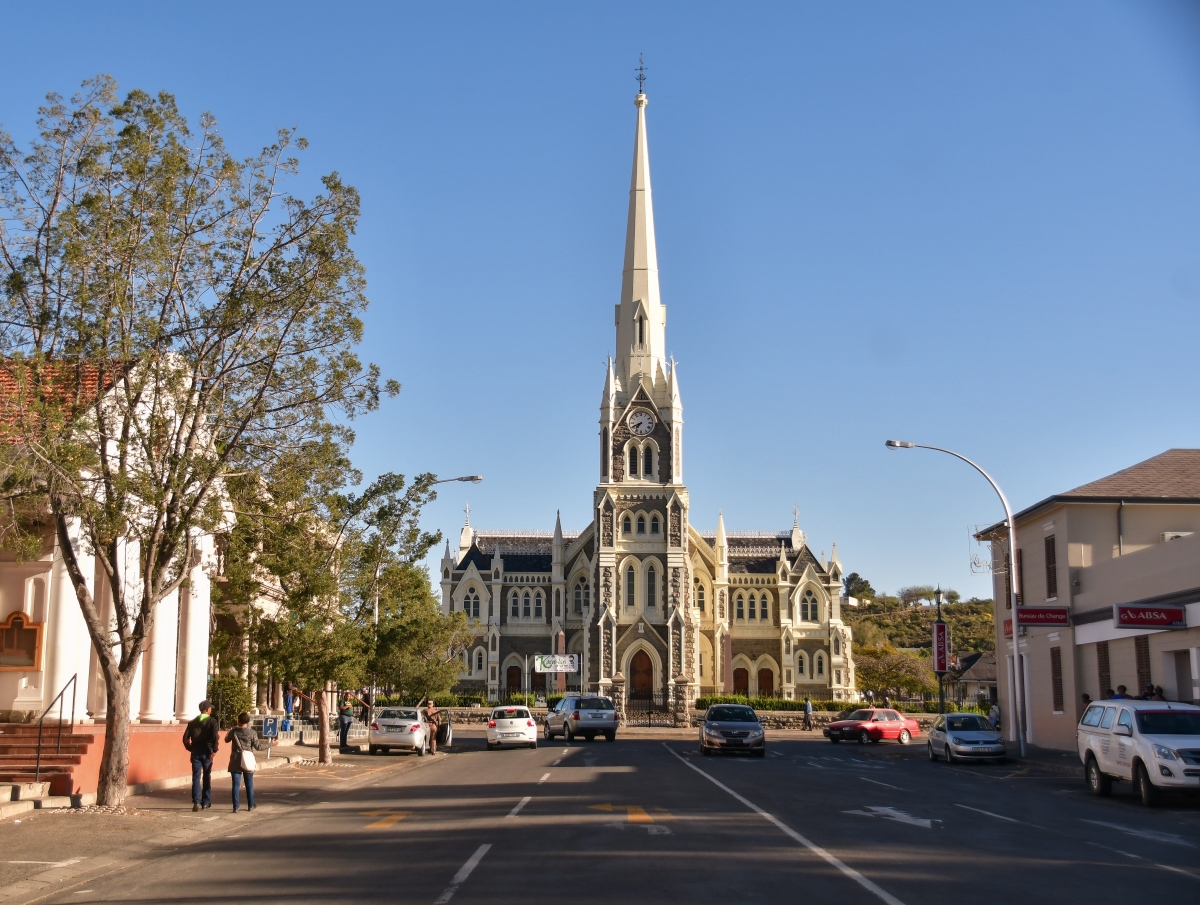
[885,440,1026,758]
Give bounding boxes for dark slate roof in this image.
[501,553,552,572]
[977,449,1200,537]
[454,532,579,574]
[954,652,997,683]
[456,546,493,572]
[696,531,826,576]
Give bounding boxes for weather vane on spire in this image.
[636,54,647,93]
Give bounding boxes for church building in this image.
[440,88,855,710]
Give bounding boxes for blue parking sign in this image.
[262,716,279,738]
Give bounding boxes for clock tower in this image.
[589,88,696,713]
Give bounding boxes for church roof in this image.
[695,531,826,575]
[454,532,580,574]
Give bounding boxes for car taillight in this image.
[572,710,580,721]
[371,722,379,730]
[410,724,421,732]
[488,719,496,728]
[527,719,534,727]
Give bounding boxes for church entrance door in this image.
[630,651,653,698]
[757,668,774,697]
[733,668,749,695]
[506,665,522,696]
[531,670,546,692]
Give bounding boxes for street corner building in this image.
[439,89,855,713]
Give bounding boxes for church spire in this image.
[615,86,665,380]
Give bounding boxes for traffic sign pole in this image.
[932,587,950,715]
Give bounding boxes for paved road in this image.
[23,731,1200,904]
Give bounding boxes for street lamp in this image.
[885,440,1026,757]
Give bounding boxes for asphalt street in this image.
[17,730,1200,904]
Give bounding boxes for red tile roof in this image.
[0,360,123,438]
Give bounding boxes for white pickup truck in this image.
[1077,699,1200,806]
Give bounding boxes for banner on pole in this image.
[932,622,951,674]
[534,654,579,673]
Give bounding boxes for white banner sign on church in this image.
[534,654,579,673]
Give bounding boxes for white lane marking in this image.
[954,804,1026,825]
[538,772,551,783]
[1081,819,1194,848]
[843,806,935,829]
[664,744,906,905]
[553,759,562,766]
[5,859,82,867]
[505,796,531,818]
[859,777,905,791]
[1087,842,1200,882]
[433,843,492,904]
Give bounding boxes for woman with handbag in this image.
[225,712,272,812]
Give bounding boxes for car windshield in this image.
[707,706,758,722]
[1136,710,1200,735]
[378,709,418,721]
[946,716,993,732]
[578,698,615,710]
[847,710,875,721]
[494,708,530,720]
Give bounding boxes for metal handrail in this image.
[34,673,77,783]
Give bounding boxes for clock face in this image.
[628,411,655,436]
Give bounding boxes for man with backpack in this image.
[183,699,220,811]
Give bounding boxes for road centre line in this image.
[433,843,491,904]
[1081,818,1194,848]
[859,777,905,791]
[538,772,551,783]
[664,744,906,905]
[506,796,531,818]
[1086,842,1200,882]
[954,804,1037,827]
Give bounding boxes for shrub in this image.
[207,675,253,729]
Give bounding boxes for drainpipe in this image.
[1117,501,1124,557]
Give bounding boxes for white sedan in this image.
[486,706,537,750]
[368,707,430,755]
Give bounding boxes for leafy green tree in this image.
[853,645,937,697]
[897,585,937,606]
[0,78,394,802]
[842,572,875,601]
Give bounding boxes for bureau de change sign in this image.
[534,654,579,673]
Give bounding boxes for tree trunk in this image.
[316,691,332,765]
[96,672,135,806]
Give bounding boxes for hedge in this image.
[694,695,987,715]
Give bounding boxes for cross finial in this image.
[636,54,647,93]
[463,502,471,525]
[793,504,799,525]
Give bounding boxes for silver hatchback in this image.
[544,695,618,742]
[927,712,1006,763]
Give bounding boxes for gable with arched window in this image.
[574,578,590,613]
[798,588,820,622]
[464,587,480,620]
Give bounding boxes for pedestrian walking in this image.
[988,702,1001,729]
[225,712,272,813]
[425,699,441,754]
[338,693,356,751]
[182,699,220,812]
[802,697,814,731]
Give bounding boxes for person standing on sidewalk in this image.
[182,700,220,812]
[225,712,272,812]
[425,699,441,754]
[802,697,814,731]
[338,693,356,751]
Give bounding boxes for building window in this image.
[1044,536,1057,598]
[628,449,639,477]
[554,588,560,617]
[651,515,660,534]
[574,579,589,613]
[736,594,745,620]
[796,653,806,678]
[523,592,531,618]
[534,593,543,618]
[626,566,636,611]
[695,580,705,612]
[816,654,825,676]
[835,669,842,685]
[800,589,818,622]
[1016,549,1024,605]
[490,666,496,681]
[1097,640,1110,693]
[1050,646,1064,713]
[759,595,768,621]
[637,516,646,534]
[638,315,645,345]
[510,592,519,617]
[750,594,759,620]
[643,446,653,477]
[833,636,840,655]
[1135,635,1151,693]
[785,669,792,684]
[491,635,497,652]
[646,566,656,608]
[623,516,632,535]
[476,650,484,673]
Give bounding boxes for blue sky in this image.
[4,2,1200,598]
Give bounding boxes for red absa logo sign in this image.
[1114,605,1186,629]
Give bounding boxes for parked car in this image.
[544,695,618,742]
[368,707,430,756]
[487,706,538,750]
[699,704,766,757]
[1078,700,1200,806]
[823,708,919,745]
[927,712,1006,762]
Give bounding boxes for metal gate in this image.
[625,692,673,727]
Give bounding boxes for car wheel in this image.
[859,730,870,745]
[487,741,494,751]
[605,731,616,742]
[700,741,710,756]
[898,729,911,745]
[529,740,537,750]
[368,745,379,755]
[1133,762,1160,807]
[417,742,425,757]
[754,748,766,758]
[927,743,937,761]
[830,736,840,744]
[565,724,574,743]
[1085,755,1111,797]
[543,721,553,740]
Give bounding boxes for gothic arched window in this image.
[623,516,632,535]
[574,579,589,613]
[625,566,636,611]
[650,515,660,534]
[643,446,653,477]
[695,579,705,612]
[816,654,825,676]
[510,592,520,617]
[800,589,818,622]
[523,591,531,618]
[796,652,806,678]
[646,566,656,608]
[476,649,484,673]
[628,448,639,477]
[759,594,768,621]
[554,588,560,617]
[833,636,841,655]
[749,594,758,620]
[637,516,646,534]
[466,589,480,620]
[736,594,745,620]
[534,593,543,618]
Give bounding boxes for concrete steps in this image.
[0,723,98,798]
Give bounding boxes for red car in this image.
[823,708,920,745]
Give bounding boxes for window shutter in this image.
[1044,536,1057,598]
[1015,549,1024,605]
[1096,641,1110,694]
[1050,647,1064,713]
[1135,636,1151,693]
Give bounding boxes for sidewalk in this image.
[1015,743,1083,777]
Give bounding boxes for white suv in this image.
[1077,700,1200,806]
